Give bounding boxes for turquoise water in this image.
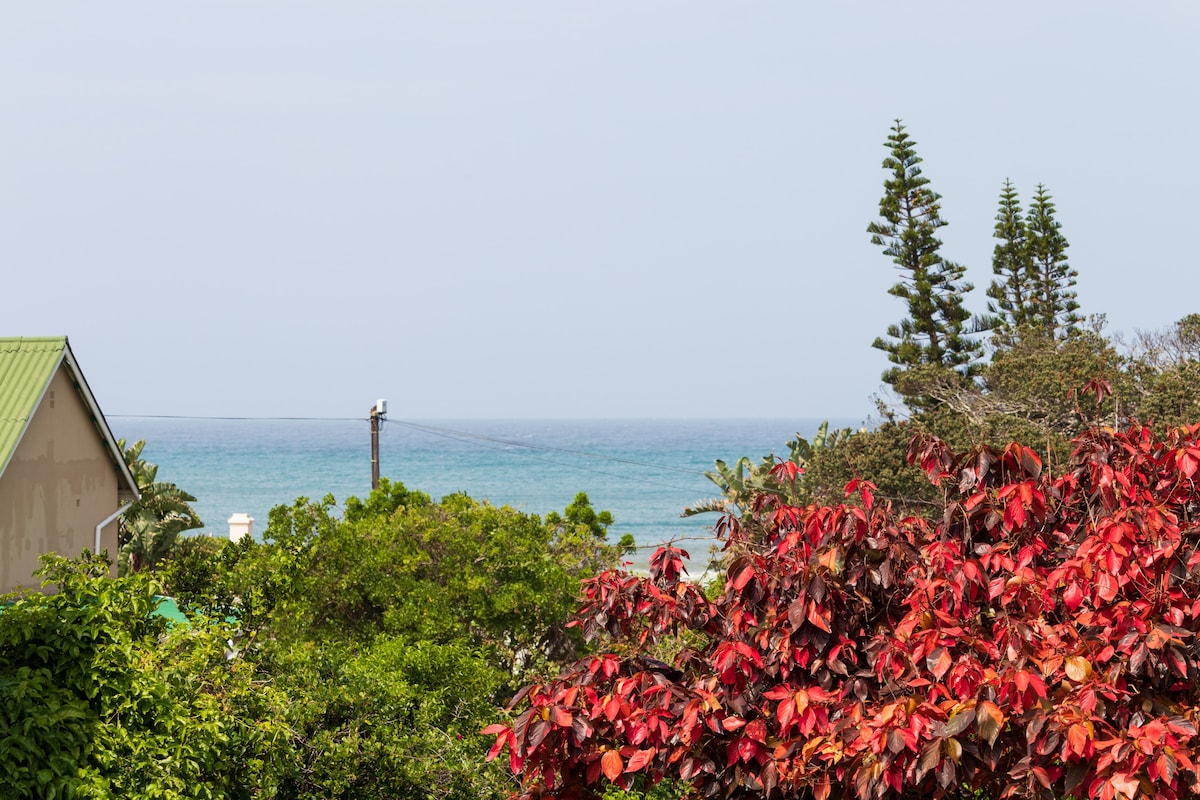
[109,418,856,569]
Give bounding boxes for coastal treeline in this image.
[2,120,1199,799]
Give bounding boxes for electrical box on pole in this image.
[370,399,387,490]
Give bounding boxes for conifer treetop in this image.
[868,120,981,390]
[986,179,1035,348]
[1026,184,1082,339]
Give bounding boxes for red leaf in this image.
[1157,751,1178,783]
[772,461,801,482]
[777,697,795,730]
[845,478,876,508]
[787,598,805,630]
[1004,496,1026,530]
[526,719,549,751]
[1181,453,1199,479]
[1081,378,1112,405]
[1063,581,1084,612]
[681,702,699,735]
[731,560,754,591]
[806,602,832,633]
[1167,716,1197,736]
[625,748,654,773]
[572,715,593,742]
[1110,772,1139,799]
[926,647,952,680]
[976,700,1004,746]
[601,750,624,781]
[509,746,524,775]
[1067,723,1089,756]
[1167,647,1190,678]
[734,641,764,668]
[485,730,511,762]
[604,696,621,721]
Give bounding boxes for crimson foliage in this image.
[487,421,1200,800]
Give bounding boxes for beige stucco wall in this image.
[0,367,122,594]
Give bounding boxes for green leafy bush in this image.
[0,554,289,799]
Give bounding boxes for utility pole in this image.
[370,399,387,490]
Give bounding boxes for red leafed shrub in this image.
[485,422,1200,800]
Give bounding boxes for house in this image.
[0,337,139,593]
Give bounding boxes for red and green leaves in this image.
[488,422,1200,800]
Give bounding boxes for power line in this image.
[387,419,708,477]
[108,413,717,492]
[384,419,705,494]
[108,414,364,421]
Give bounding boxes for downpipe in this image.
[95,502,134,555]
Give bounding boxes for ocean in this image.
[108,418,857,571]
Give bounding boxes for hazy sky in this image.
[2,3,1196,420]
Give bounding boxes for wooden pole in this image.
[370,406,381,490]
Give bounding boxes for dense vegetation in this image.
[1,485,629,799]
[0,555,290,799]
[490,418,1200,800]
[2,120,1196,799]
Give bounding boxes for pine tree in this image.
[869,121,981,388]
[1025,184,1081,339]
[985,180,1036,347]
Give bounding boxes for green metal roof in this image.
[0,336,138,498]
[0,337,67,476]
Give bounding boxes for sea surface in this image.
[108,418,858,571]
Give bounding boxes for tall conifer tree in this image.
[869,121,980,388]
[1026,184,1081,338]
[986,180,1035,347]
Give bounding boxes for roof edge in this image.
[59,341,141,501]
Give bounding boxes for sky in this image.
[2,2,1197,421]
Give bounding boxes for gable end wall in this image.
[0,367,121,594]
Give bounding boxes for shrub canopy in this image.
[489,420,1200,800]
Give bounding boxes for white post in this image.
[228,513,254,543]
